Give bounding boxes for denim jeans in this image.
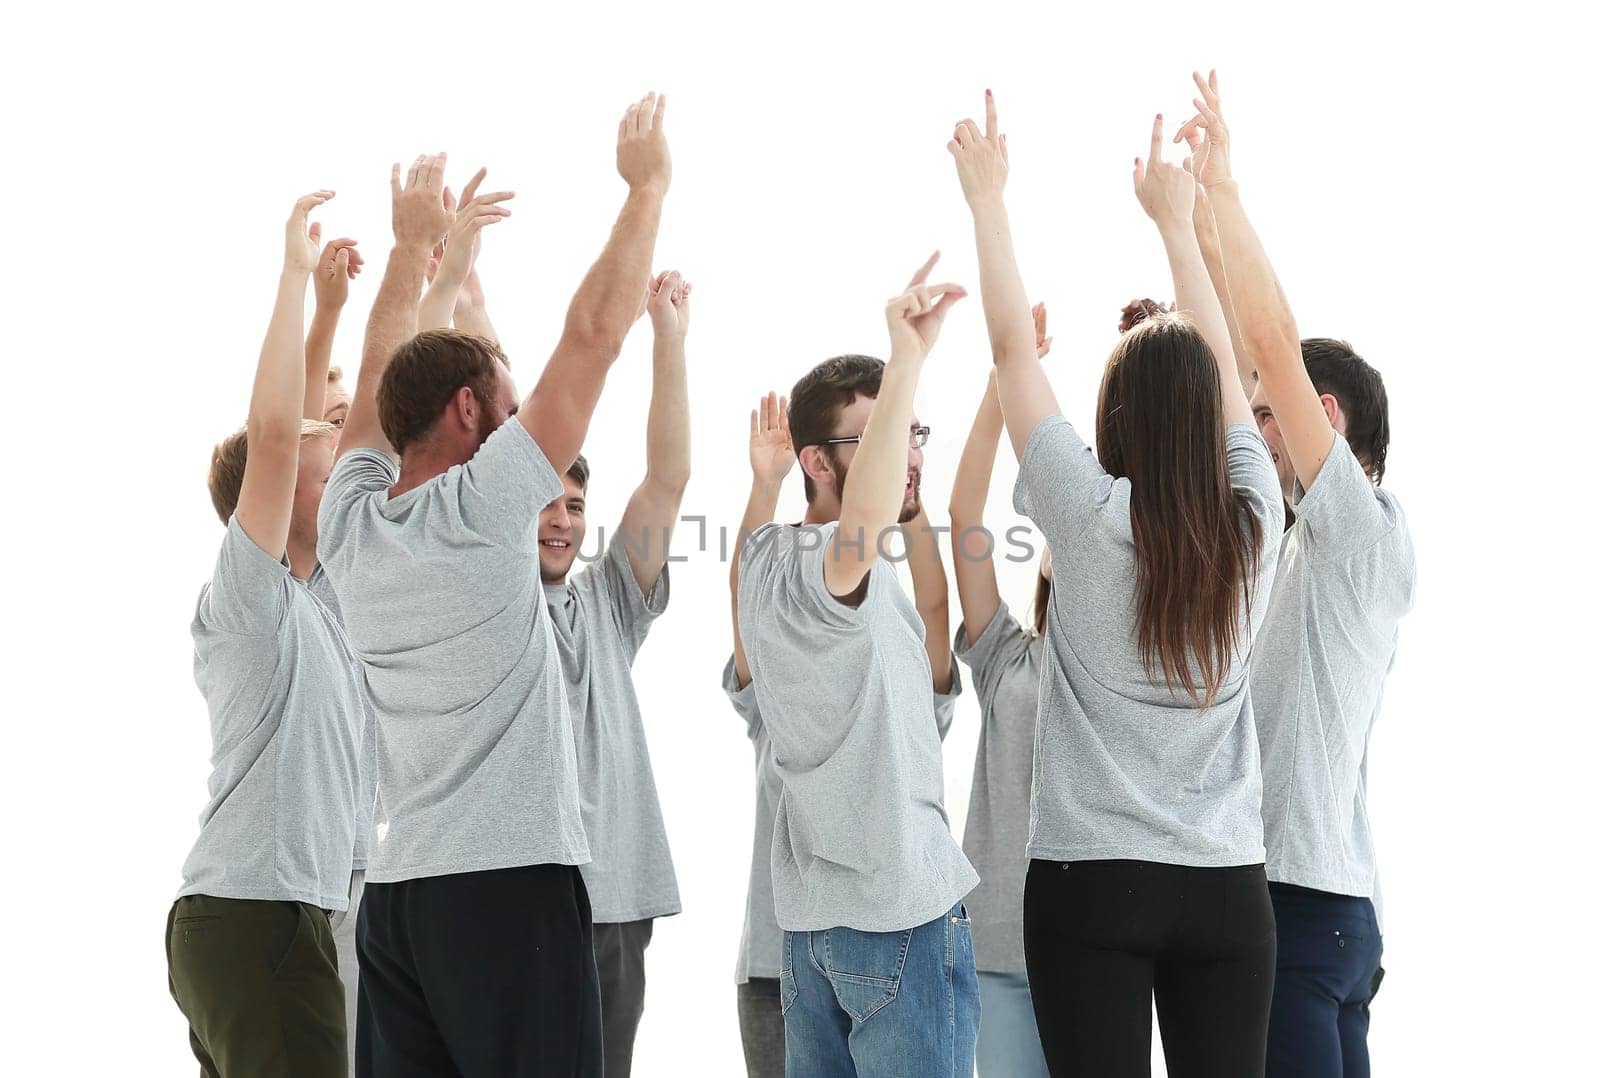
[976,970,1049,1077]
[1266,883,1384,1078]
[780,904,979,1077]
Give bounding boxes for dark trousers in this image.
[165,895,347,1078]
[736,978,786,1078]
[1024,859,1277,1078]
[355,864,602,1077]
[1266,883,1384,1078]
[592,919,654,1077]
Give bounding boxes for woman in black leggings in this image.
[948,86,1285,1077]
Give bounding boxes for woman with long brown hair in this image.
[949,90,1286,1077]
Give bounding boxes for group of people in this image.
[166,72,1414,1078]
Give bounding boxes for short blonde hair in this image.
[207,419,338,525]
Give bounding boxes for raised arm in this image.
[235,191,332,555]
[617,271,693,593]
[1188,182,1252,393]
[903,507,954,693]
[824,254,965,599]
[338,154,480,461]
[1133,112,1252,429]
[304,237,362,419]
[950,92,1060,462]
[518,93,671,473]
[730,392,795,688]
[1179,71,1331,484]
[453,261,499,344]
[949,303,1050,642]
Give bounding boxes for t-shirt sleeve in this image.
[1013,414,1118,549]
[453,420,565,551]
[198,516,291,636]
[317,448,400,577]
[585,528,670,659]
[746,521,873,632]
[1294,434,1406,559]
[932,661,963,742]
[1226,424,1288,546]
[953,601,1031,707]
[721,655,763,742]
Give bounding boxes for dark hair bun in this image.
[1119,298,1170,334]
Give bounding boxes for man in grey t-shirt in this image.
[534,271,691,1078]
[733,255,980,1077]
[317,100,673,1077]
[167,192,363,1078]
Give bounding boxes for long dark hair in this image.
[1031,571,1051,635]
[1096,315,1262,707]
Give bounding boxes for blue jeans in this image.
[780,904,979,1077]
[976,970,1049,1077]
[1266,883,1384,1078]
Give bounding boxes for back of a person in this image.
[321,440,587,880]
[738,520,965,933]
[1027,418,1283,867]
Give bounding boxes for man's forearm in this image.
[565,187,664,351]
[303,306,340,420]
[1206,181,1299,364]
[454,295,498,344]
[837,354,921,544]
[645,338,691,492]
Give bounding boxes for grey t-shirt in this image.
[179,517,365,910]
[737,521,978,933]
[544,531,678,923]
[1015,415,1285,866]
[1254,433,1415,897]
[954,602,1045,973]
[305,570,376,871]
[317,420,589,883]
[724,654,963,982]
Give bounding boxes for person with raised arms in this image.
[316,93,671,1077]
[946,301,1054,1078]
[167,192,365,1078]
[734,257,980,1077]
[950,90,1285,1075]
[1178,71,1416,1078]
[724,389,965,1078]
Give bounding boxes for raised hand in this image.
[1133,115,1196,230]
[886,252,967,360]
[313,237,363,310]
[431,168,514,291]
[1033,301,1052,358]
[1173,70,1230,189]
[286,191,334,274]
[618,92,671,195]
[948,90,1009,208]
[390,153,453,251]
[749,391,796,487]
[646,270,691,338]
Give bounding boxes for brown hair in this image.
[1119,298,1170,335]
[567,453,590,492]
[377,330,509,454]
[206,419,337,525]
[1095,314,1263,706]
[1300,338,1391,485]
[787,354,884,502]
[1030,571,1051,635]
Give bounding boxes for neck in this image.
[392,441,469,498]
[286,534,318,581]
[802,493,841,526]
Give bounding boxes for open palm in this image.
[750,391,795,485]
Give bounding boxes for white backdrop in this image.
[3,1,1595,1074]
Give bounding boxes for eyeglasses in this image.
[816,425,931,450]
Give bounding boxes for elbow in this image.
[246,412,301,450]
[563,312,626,361]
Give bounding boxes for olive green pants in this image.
[166,895,347,1077]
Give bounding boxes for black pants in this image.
[355,864,602,1077]
[1024,859,1276,1078]
[735,978,786,1078]
[166,896,347,1078]
[592,919,653,1077]
[1265,883,1384,1078]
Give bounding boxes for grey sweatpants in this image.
[328,869,365,1076]
[593,919,654,1077]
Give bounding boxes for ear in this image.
[798,444,834,488]
[450,385,479,431]
[1319,392,1344,434]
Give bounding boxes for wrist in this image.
[968,194,1007,220]
[627,180,669,202]
[392,238,435,260]
[1205,178,1240,198]
[312,299,345,319]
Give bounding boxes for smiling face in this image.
[537,473,587,584]
[323,377,351,447]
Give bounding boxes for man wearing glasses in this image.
[732,257,981,1077]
